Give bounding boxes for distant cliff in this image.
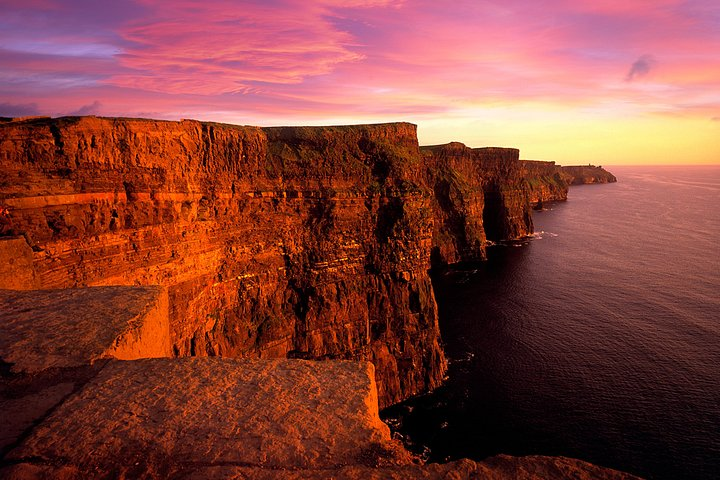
[562,164,617,185]
[520,160,571,206]
[520,161,617,206]
[0,116,539,407]
[424,143,532,266]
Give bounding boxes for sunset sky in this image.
[1,0,719,164]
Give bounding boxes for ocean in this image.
[382,166,720,480]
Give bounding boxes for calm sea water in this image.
[383,166,720,480]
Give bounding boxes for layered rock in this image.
[0,116,449,407]
[0,116,543,407]
[561,165,617,185]
[422,143,533,267]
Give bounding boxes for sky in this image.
[1,0,719,165]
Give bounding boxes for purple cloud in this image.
[625,54,657,81]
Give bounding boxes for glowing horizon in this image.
[2,0,719,165]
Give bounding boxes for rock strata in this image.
[0,116,540,407]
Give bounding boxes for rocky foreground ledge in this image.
[0,287,640,479]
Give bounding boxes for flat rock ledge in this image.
[0,287,642,479]
[0,286,171,373]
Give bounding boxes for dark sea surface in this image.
[382,166,720,480]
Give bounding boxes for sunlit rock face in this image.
[0,117,445,407]
[0,116,538,407]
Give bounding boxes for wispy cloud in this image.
[110,0,397,94]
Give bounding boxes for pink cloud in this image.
[110,0,398,94]
[1,0,718,125]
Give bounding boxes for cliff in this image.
[0,117,637,479]
[520,161,618,207]
[0,117,543,411]
[561,165,617,185]
[0,116,455,407]
[520,160,571,206]
[423,143,532,266]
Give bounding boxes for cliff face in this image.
[0,116,535,407]
[561,165,617,185]
[520,160,571,206]
[422,143,532,266]
[0,117,445,407]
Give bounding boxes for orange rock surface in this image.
[0,286,170,373]
[0,356,640,479]
[4,358,395,476]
